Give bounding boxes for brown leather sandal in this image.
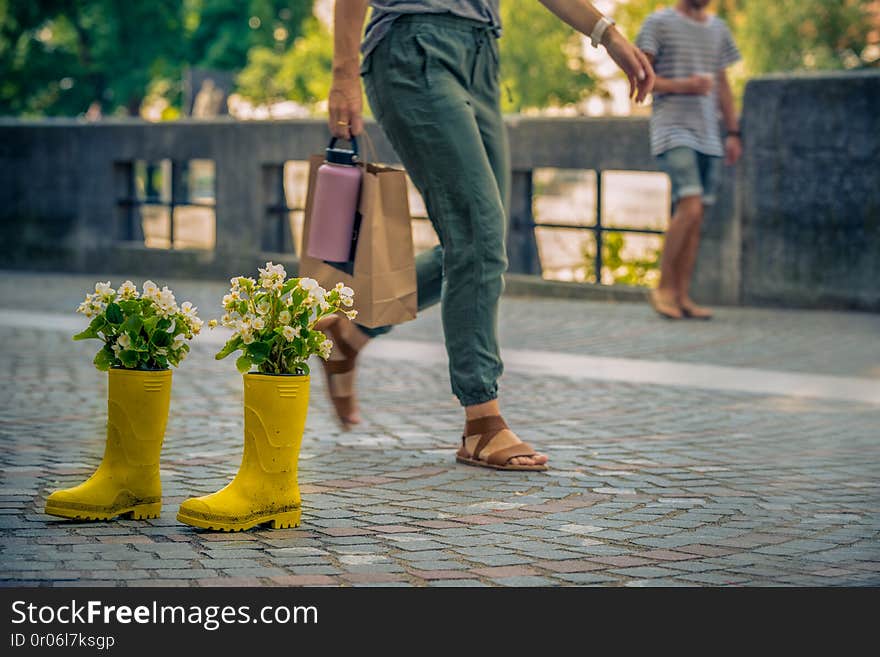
[319,316,360,429]
[456,416,547,472]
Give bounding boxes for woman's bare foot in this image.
[679,297,713,320]
[462,400,549,468]
[315,314,369,427]
[649,289,683,319]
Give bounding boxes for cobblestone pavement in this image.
[1,271,878,587]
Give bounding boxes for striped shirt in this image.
[361,1,501,59]
[636,8,741,157]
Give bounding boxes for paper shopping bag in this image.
[299,154,417,328]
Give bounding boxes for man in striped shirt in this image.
[637,0,742,320]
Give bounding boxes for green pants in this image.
[359,13,510,407]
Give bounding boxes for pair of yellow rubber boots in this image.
[45,369,308,531]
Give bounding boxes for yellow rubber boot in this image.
[45,369,172,521]
[177,374,308,531]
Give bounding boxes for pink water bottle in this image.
[306,137,363,263]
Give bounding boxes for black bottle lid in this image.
[325,136,359,165]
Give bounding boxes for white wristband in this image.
[590,16,615,48]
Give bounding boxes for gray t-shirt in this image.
[361,0,501,58]
[636,8,741,157]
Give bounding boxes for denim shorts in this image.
[657,146,722,207]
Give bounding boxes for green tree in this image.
[186,0,313,71]
[236,16,332,110]
[617,0,877,79]
[1,0,184,116]
[500,1,603,112]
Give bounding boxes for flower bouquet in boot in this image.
[177,262,355,531]
[45,280,202,521]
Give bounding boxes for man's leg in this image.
[652,147,704,319]
[675,206,713,318]
[677,153,721,319]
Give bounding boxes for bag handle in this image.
[358,129,379,164]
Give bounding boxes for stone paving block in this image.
[551,573,619,585]
[492,576,557,587]
[533,560,606,574]
[407,568,473,580]
[608,566,680,579]
[471,566,538,578]
[427,579,488,587]
[464,554,533,567]
[269,575,339,586]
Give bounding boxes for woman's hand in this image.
[328,71,363,140]
[603,27,655,103]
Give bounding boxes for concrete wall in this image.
[1,70,877,310]
[739,71,880,311]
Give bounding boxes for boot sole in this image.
[176,508,301,532]
[44,501,162,521]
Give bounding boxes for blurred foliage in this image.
[579,231,662,287]
[2,0,875,117]
[500,0,603,112]
[236,16,332,110]
[617,0,878,99]
[0,0,313,117]
[187,0,313,71]
[0,0,184,116]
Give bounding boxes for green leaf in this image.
[143,315,159,334]
[119,300,140,314]
[121,315,143,334]
[106,303,124,324]
[281,279,298,295]
[215,337,242,360]
[235,354,253,374]
[73,316,106,341]
[247,341,271,364]
[119,349,140,368]
[156,317,171,332]
[151,330,172,347]
[93,347,114,371]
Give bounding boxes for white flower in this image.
[76,299,96,317]
[340,286,354,297]
[112,343,122,356]
[319,338,333,360]
[94,281,115,299]
[241,331,255,345]
[341,296,354,307]
[282,325,298,342]
[278,310,291,325]
[142,280,159,300]
[172,336,185,349]
[208,319,218,329]
[256,301,270,315]
[155,347,168,356]
[252,317,265,331]
[344,309,358,320]
[177,349,188,362]
[118,280,138,300]
[117,333,131,350]
[189,316,204,335]
[299,277,318,292]
[259,261,286,290]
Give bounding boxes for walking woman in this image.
[319,0,654,470]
